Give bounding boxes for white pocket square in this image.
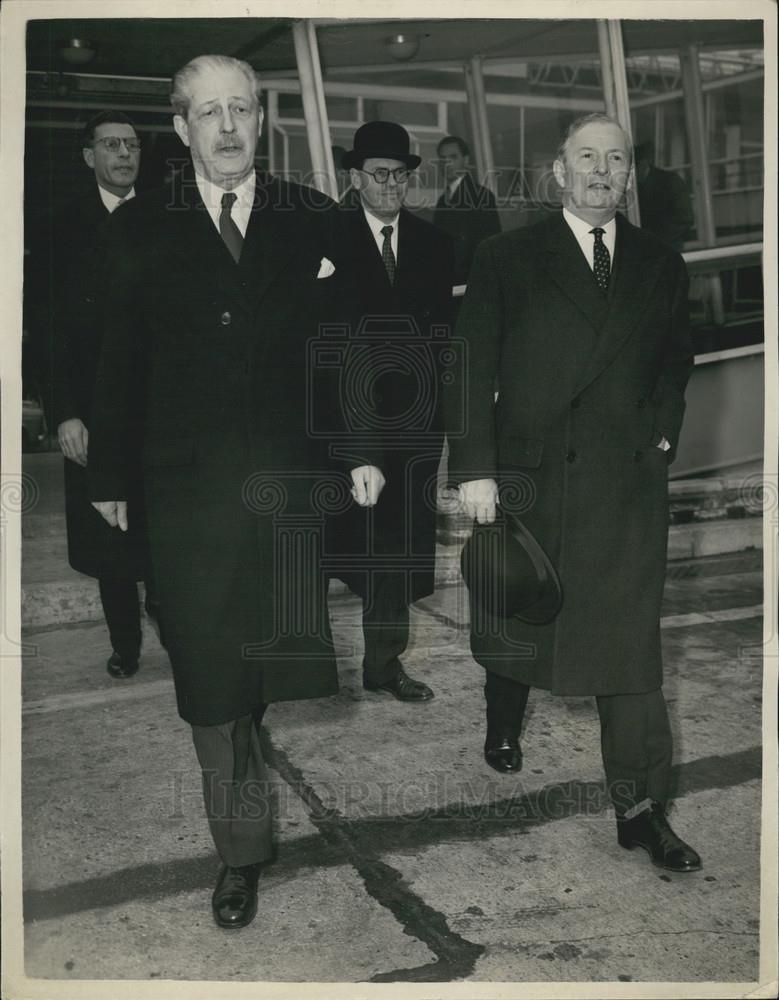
[317,256,336,279]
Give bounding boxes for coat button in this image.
[637,397,646,408]
[566,449,577,463]
[571,396,581,409]
[220,311,232,326]
[634,450,643,461]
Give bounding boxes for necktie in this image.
[591,227,610,292]
[380,224,396,285]
[219,191,243,264]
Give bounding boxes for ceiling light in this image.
[384,34,420,62]
[58,38,96,66]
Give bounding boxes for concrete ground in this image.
[19,540,766,989]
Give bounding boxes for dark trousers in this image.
[484,671,673,816]
[98,576,159,658]
[191,705,274,869]
[362,600,410,686]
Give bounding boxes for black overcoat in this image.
[44,188,149,581]
[446,212,694,696]
[88,171,341,726]
[324,205,454,608]
[433,172,501,284]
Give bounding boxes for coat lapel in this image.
[572,213,666,396]
[237,173,302,314]
[540,213,610,332]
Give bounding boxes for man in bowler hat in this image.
[325,121,454,703]
[446,114,701,873]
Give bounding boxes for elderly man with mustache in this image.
[88,54,377,930]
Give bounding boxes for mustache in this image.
[216,139,244,151]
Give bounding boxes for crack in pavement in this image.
[260,731,485,982]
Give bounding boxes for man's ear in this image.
[625,165,634,193]
[552,158,567,190]
[173,114,190,148]
[82,147,95,170]
[349,167,363,190]
[257,104,265,138]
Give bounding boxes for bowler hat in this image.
[461,508,563,625]
[342,121,422,171]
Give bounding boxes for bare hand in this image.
[459,478,499,524]
[58,418,89,467]
[92,501,128,532]
[350,465,386,507]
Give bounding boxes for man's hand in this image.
[58,418,89,467]
[350,466,386,507]
[92,501,128,532]
[459,478,499,524]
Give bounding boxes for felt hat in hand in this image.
[461,508,563,625]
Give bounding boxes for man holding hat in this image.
[447,114,701,873]
[325,121,454,703]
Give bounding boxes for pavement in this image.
[12,453,772,993]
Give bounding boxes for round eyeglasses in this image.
[93,136,142,153]
[360,167,410,184]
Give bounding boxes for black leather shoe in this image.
[106,651,139,679]
[211,863,261,929]
[484,734,522,773]
[617,802,702,872]
[363,667,434,702]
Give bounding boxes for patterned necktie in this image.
[591,227,610,292]
[380,224,396,285]
[219,191,243,264]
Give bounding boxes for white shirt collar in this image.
[363,207,400,264]
[448,173,466,197]
[562,207,617,271]
[194,169,256,238]
[98,185,135,214]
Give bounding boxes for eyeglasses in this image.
[93,136,142,153]
[360,166,410,184]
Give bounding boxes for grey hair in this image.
[171,54,261,119]
[555,113,632,166]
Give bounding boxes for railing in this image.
[452,240,763,297]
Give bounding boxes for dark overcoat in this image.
[433,172,501,284]
[44,188,149,581]
[446,211,694,696]
[324,205,454,608]
[88,170,341,726]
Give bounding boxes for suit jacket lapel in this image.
[572,213,667,395]
[238,173,300,313]
[540,213,609,332]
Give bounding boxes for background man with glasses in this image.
[32,109,158,681]
[325,121,454,704]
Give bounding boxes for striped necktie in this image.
[380,224,396,285]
